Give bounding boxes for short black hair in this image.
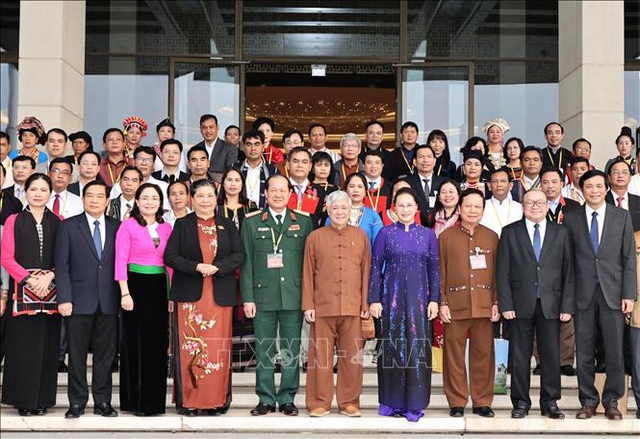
[253,117,275,132]
[199,114,218,126]
[242,130,265,145]
[579,169,608,190]
[190,178,218,198]
[187,145,208,161]
[133,145,156,161]
[46,128,68,143]
[224,125,240,136]
[282,128,304,143]
[393,187,418,205]
[121,165,143,182]
[308,123,326,137]
[102,128,124,143]
[607,158,632,175]
[13,155,36,169]
[25,173,52,191]
[287,146,312,161]
[413,143,435,157]
[159,138,183,153]
[78,150,101,164]
[0,131,9,143]
[362,149,384,162]
[490,167,512,182]
[570,156,590,168]
[539,166,563,181]
[365,120,384,130]
[49,157,73,172]
[572,138,591,151]
[82,179,111,198]
[521,145,543,161]
[401,121,419,133]
[543,121,564,135]
[458,188,485,208]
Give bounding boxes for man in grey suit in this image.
[497,188,574,419]
[191,114,237,183]
[563,169,636,420]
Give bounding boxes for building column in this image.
[559,1,625,169]
[17,0,86,132]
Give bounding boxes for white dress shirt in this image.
[365,176,382,190]
[110,176,170,210]
[525,217,547,249]
[561,183,584,205]
[245,162,263,205]
[629,174,640,196]
[119,196,135,221]
[585,202,607,244]
[609,190,629,210]
[269,207,287,225]
[480,195,524,237]
[47,190,84,219]
[85,212,106,249]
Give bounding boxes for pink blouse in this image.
[1,214,30,282]
[114,218,173,281]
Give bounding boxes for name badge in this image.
[470,254,487,270]
[428,196,437,207]
[267,253,284,269]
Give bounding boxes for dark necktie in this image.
[423,178,430,196]
[52,194,60,216]
[369,181,376,190]
[275,214,282,230]
[617,197,623,208]
[590,212,599,253]
[93,220,102,259]
[169,174,176,184]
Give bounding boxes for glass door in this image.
[400,62,474,166]
[169,58,242,148]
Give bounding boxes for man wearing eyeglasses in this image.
[497,188,574,420]
[47,157,83,220]
[109,146,169,210]
[606,159,640,231]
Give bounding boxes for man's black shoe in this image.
[449,407,464,417]
[177,407,198,417]
[65,405,84,419]
[33,408,47,416]
[93,402,118,417]
[595,362,606,373]
[541,406,565,419]
[472,406,495,417]
[532,364,541,375]
[58,361,68,373]
[279,403,299,416]
[560,365,577,376]
[511,406,528,418]
[250,403,275,416]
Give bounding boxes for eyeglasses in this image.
[135,157,154,164]
[574,147,590,153]
[523,200,547,208]
[139,196,160,203]
[50,169,71,176]
[610,170,630,176]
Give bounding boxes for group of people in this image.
[0,113,638,423]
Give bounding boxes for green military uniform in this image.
[240,208,313,407]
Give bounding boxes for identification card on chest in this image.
[470,246,487,270]
[267,253,284,269]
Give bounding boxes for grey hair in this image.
[340,133,361,149]
[325,190,352,208]
[523,187,545,201]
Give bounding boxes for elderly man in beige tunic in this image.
[302,190,371,418]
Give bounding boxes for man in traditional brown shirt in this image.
[302,190,371,418]
[98,128,133,187]
[439,188,500,418]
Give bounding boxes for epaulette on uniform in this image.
[293,209,310,217]
[245,210,263,219]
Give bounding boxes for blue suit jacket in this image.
[55,213,121,315]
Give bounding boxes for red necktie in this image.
[52,194,60,216]
[617,197,623,208]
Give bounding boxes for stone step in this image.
[1,406,638,434]
[3,389,636,412]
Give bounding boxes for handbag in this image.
[13,269,58,316]
[361,315,375,340]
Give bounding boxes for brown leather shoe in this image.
[604,406,622,420]
[575,405,596,419]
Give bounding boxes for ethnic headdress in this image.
[16,116,46,144]
[122,116,148,137]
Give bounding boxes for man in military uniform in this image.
[241,174,313,416]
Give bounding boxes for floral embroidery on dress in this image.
[181,302,223,386]
[198,222,218,254]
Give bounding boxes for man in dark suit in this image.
[55,180,121,419]
[564,170,636,420]
[540,122,573,179]
[190,114,237,183]
[497,188,574,419]
[407,144,444,215]
[386,121,420,183]
[606,159,640,231]
[151,139,189,184]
